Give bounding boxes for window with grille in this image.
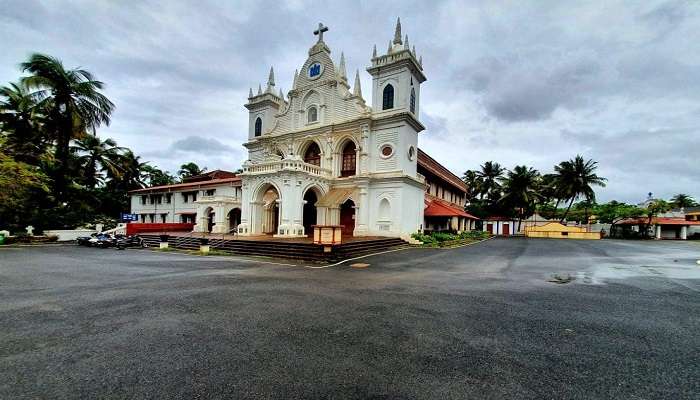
[382,84,394,110]
[304,142,321,166]
[341,142,356,177]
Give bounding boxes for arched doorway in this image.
[228,208,241,233]
[205,207,215,233]
[340,199,355,236]
[340,141,357,177]
[260,185,280,234]
[303,189,318,236]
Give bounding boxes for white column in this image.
[681,226,688,240]
[354,188,369,236]
[655,225,662,240]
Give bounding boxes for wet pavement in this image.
[1,239,698,399]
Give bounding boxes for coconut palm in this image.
[178,162,207,180]
[20,53,115,198]
[461,169,482,202]
[0,82,48,164]
[105,150,146,192]
[555,155,606,222]
[499,165,542,231]
[71,135,124,189]
[670,193,697,208]
[476,161,504,203]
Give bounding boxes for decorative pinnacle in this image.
[249,87,253,98]
[372,44,377,58]
[387,40,393,54]
[404,35,410,50]
[279,88,284,99]
[257,84,262,95]
[338,52,347,80]
[393,17,402,45]
[293,69,298,88]
[267,66,275,92]
[412,45,416,56]
[353,69,362,98]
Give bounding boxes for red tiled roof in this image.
[417,149,468,194]
[617,217,700,226]
[182,169,238,183]
[129,177,241,193]
[424,197,479,219]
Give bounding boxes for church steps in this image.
[138,234,407,262]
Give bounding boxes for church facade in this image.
[237,20,427,239]
[129,20,478,239]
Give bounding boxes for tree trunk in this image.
[560,197,575,223]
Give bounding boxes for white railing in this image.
[243,159,331,177]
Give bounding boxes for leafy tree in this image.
[643,199,671,238]
[0,82,50,165]
[0,142,49,229]
[554,155,606,222]
[142,164,176,186]
[461,169,482,203]
[670,193,697,208]
[178,162,206,180]
[498,165,541,231]
[594,201,645,237]
[20,53,115,199]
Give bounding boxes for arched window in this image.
[307,106,318,123]
[303,142,321,166]
[410,88,416,114]
[382,84,394,110]
[340,141,357,177]
[254,117,262,137]
[379,198,391,220]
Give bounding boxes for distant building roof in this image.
[424,196,478,219]
[417,149,467,194]
[129,176,241,194]
[182,169,238,183]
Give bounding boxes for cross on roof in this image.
[313,22,328,42]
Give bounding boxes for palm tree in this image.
[554,155,606,222]
[499,165,541,231]
[20,53,115,198]
[476,161,504,203]
[0,82,48,164]
[670,193,697,208]
[105,150,146,192]
[178,162,206,180]
[71,135,124,189]
[461,170,482,203]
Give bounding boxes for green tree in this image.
[644,199,671,238]
[71,135,123,189]
[20,53,114,199]
[554,155,607,222]
[670,193,697,208]
[499,165,541,232]
[142,164,176,186]
[0,143,50,229]
[0,82,49,164]
[595,201,645,237]
[461,169,482,203]
[178,162,206,180]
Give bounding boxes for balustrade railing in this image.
[243,159,331,177]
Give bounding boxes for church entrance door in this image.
[340,199,355,236]
[206,209,215,233]
[303,190,318,236]
[228,208,241,233]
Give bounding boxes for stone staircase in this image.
[139,234,408,263]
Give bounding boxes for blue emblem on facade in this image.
[308,63,321,78]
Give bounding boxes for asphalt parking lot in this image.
[1,238,699,399]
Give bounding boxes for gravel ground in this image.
[0,238,698,399]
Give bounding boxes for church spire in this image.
[353,69,362,98]
[338,52,347,80]
[393,17,402,45]
[266,66,275,93]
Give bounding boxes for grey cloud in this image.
[169,136,235,155]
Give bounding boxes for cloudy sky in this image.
[2,0,698,203]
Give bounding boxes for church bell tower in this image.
[367,17,426,119]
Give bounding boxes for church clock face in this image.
[308,62,323,79]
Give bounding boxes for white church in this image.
[130,20,478,239]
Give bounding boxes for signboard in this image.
[121,213,139,222]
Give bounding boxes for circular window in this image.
[380,144,394,158]
[407,146,415,161]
